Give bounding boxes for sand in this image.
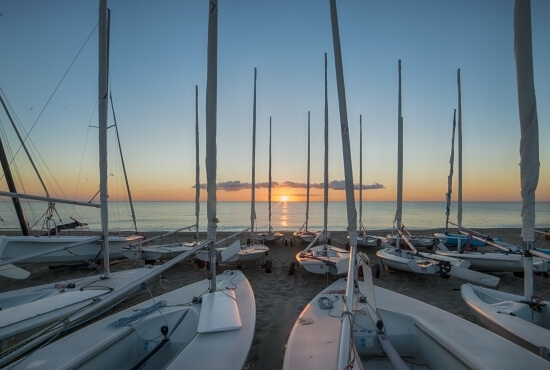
[2,228,550,369]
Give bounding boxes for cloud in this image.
[253,182,277,189]
[194,180,385,191]
[281,181,304,189]
[329,180,347,190]
[218,181,250,191]
[358,182,385,190]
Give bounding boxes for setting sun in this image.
[281,195,289,202]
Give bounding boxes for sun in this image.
[281,195,289,202]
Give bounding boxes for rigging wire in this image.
[0,20,98,201]
[16,22,98,158]
[70,101,98,225]
[0,23,99,231]
[109,92,138,233]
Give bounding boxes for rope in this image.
[465,233,472,252]
[534,287,550,302]
[108,282,172,329]
[318,296,337,310]
[108,300,167,328]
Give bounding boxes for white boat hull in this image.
[461,283,550,360]
[0,266,159,366]
[435,232,501,248]
[0,235,145,266]
[377,247,500,287]
[284,277,549,369]
[293,230,330,244]
[295,244,349,275]
[251,231,283,243]
[377,247,468,274]
[122,242,196,261]
[436,250,549,273]
[10,270,255,370]
[387,234,445,248]
[355,234,386,247]
[195,243,269,265]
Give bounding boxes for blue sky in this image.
[0,0,549,204]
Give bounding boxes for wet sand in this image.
[2,228,550,369]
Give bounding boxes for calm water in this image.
[2,201,548,233]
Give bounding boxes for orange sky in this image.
[5,165,550,203]
[122,183,548,203]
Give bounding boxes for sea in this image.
[2,201,549,234]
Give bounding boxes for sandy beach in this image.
[2,228,550,369]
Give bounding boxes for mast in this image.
[445,109,457,234]
[206,0,218,290]
[268,116,273,234]
[329,0,356,258]
[395,59,403,234]
[323,53,329,240]
[329,1,357,368]
[0,98,30,235]
[98,0,110,277]
[359,114,363,229]
[514,0,538,301]
[250,68,257,234]
[195,85,200,241]
[305,111,311,231]
[457,69,463,251]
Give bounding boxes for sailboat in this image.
[355,115,387,248]
[0,192,143,267]
[292,111,328,244]
[436,224,549,274]
[461,1,550,361]
[0,4,188,365]
[432,103,500,249]
[121,227,199,263]
[432,109,494,248]
[251,117,283,243]
[284,2,550,368]
[0,68,143,271]
[375,61,498,287]
[377,61,444,250]
[121,85,204,263]
[294,53,349,277]
[433,72,549,274]
[8,2,255,369]
[195,68,270,271]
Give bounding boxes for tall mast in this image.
[268,116,273,234]
[98,0,110,277]
[329,1,357,367]
[514,0,539,301]
[359,114,363,228]
[250,68,257,233]
[205,0,218,290]
[195,85,200,241]
[305,111,311,231]
[445,109,457,234]
[323,53,329,237]
[330,0,355,246]
[457,69,463,251]
[395,59,403,232]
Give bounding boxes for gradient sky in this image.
[0,0,549,204]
